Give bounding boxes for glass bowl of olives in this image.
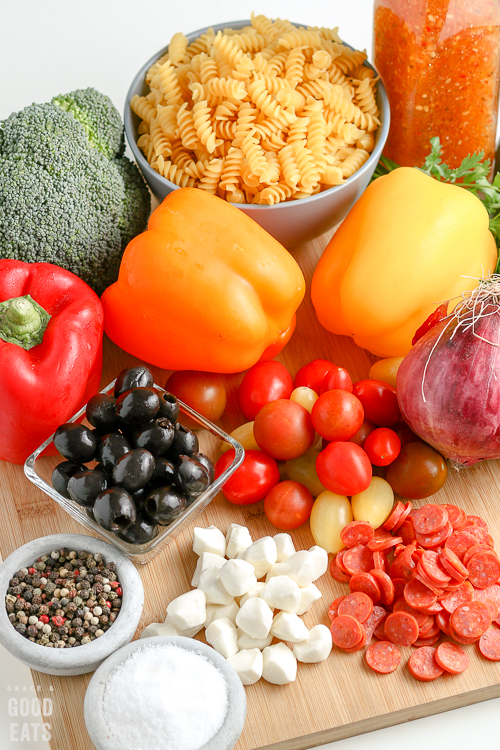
[24,367,244,565]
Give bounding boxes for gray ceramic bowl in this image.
[84,635,247,750]
[124,20,390,248]
[0,534,144,676]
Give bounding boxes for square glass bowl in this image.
[24,380,244,565]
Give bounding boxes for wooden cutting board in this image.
[1,228,500,750]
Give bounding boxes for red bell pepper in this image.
[0,260,103,464]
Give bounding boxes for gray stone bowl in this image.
[124,19,390,248]
[84,636,247,750]
[0,534,144,676]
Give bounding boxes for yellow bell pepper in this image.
[311,167,498,357]
[101,188,305,373]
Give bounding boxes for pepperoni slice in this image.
[436,610,451,635]
[389,544,417,582]
[464,515,489,531]
[342,545,374,575]
[340,521,374,548]
[444,530,477,561]
[413,567,445,597]
[462,526,493,548]
[363,605,387,641]
[478,629,500,661]
[368,536,403,552]
[467,551,500,589]
[463,544,496,568]
[338,591,374,623]
[366,640,401,673]
[412,633,441,647]
[450,601,492,641]
[442,504,467,530]
[343,627,368,652]
[474,584,500,620]
[372,549,389,573]
[408,646,444,681]
[328,595,347,621]
[374,615,388,640]
[349,572,381,604]
[404,578,437,610]
[413,504,449,535]
[420,550,451,586]
[439,547,469,581]
[418,615,436,637]
[393,597,428,627]
[392,501,413,532]
[331,614,365,650]
[382,501,406,531]
[384,611,419,646]
[440,581,474,614]
[373,527,394,542]
[330,556,351,583]
[416,600,444,615]
[392,578,407,601]
[370,569,395,606]
[435,642,469,674]
[416,520,453,549]
[399,518,417,546]
[336,549,349,573]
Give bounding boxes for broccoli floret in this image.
[0,89,150,295]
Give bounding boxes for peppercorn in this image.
[14,623,26,634]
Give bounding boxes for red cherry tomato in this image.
[238,361,293,421]
[393,421,423,446]
[320,366,353,394]
[316,442,372,495]
[311,389,364,441]
[264,480,314,530]
[294,359,335,393]
[165,370,226,429]
[363,427,401,466]
[349,420,375,448]
[253,399,315,460]
[214,449,280,505]
[352,379,400,427]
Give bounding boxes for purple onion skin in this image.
[397,305,500,467]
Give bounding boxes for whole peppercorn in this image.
[99,615,109,625]
[24,590,33,602]
[14,598,26,611]
[31,595,42,606]
[94,583,104,594]
[6,601,15,614]
[9,577,20,587]
[65,602,77,614]
[14,623,27,635]
[75,627,85,638]
[12,585,23,596]
[109,612,118,623]
[8,613,16,623]
[30,604,40,615]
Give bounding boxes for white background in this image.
[1,1,500,748]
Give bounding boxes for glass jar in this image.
[373,0,500,167]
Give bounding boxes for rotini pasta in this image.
[133,14,381,204]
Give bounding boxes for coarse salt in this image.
[102,643,228,750]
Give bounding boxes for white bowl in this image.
[0,533,144,676]
[84,636,247,750]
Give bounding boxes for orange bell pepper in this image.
[101,188,305,373]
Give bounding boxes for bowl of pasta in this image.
[124,14,390,248]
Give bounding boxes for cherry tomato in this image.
[393,421,423,446]
[363,427,401,466]
[238,361,293,421]
[214,449,280,505]
[349,420,375,448]
[290,386,318,413]
[294,359,335,393]
[284,450,327,496]
[264,480,314,530]
[311,389,364,441]
[165,370,226,429]
[368,357,404,389]
[316,442,372,496]
[320,366,353,394]
[385,442,448,500]
[253,399,315,460]
[352,379,400,427]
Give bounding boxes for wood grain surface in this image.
[2,227,500,750]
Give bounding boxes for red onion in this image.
[397,276,500,467]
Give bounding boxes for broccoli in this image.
[0,88,151,295]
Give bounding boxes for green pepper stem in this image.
[0,295,51,351]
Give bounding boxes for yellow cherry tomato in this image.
[368,357,404,390]
[290,386,319,413]
[284,450,327,497]
[220,421,260,453]
[351,476,394,529]
[309,491,353,553]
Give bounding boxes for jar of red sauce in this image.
[373,0,500,167]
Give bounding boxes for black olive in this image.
[115,388,160,426]
[132,417,175,455]
[85,394,119,433]
[52,461,87,499]
[114,366,154,397]
[149,456,176,488]
[169,424,199,459]
[118,513,158,545]
[145,486,186,525]
[175,455,210,497]
[97,432,131,474]
[53,424,97,463]
[67,470,108,507]
[193,452,215,483]
[94,488,137,532]
[112,449,155,493]
[157,391,180,424]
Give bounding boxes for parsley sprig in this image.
[372,137,500,271]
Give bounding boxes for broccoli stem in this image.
[0,295,51,350]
